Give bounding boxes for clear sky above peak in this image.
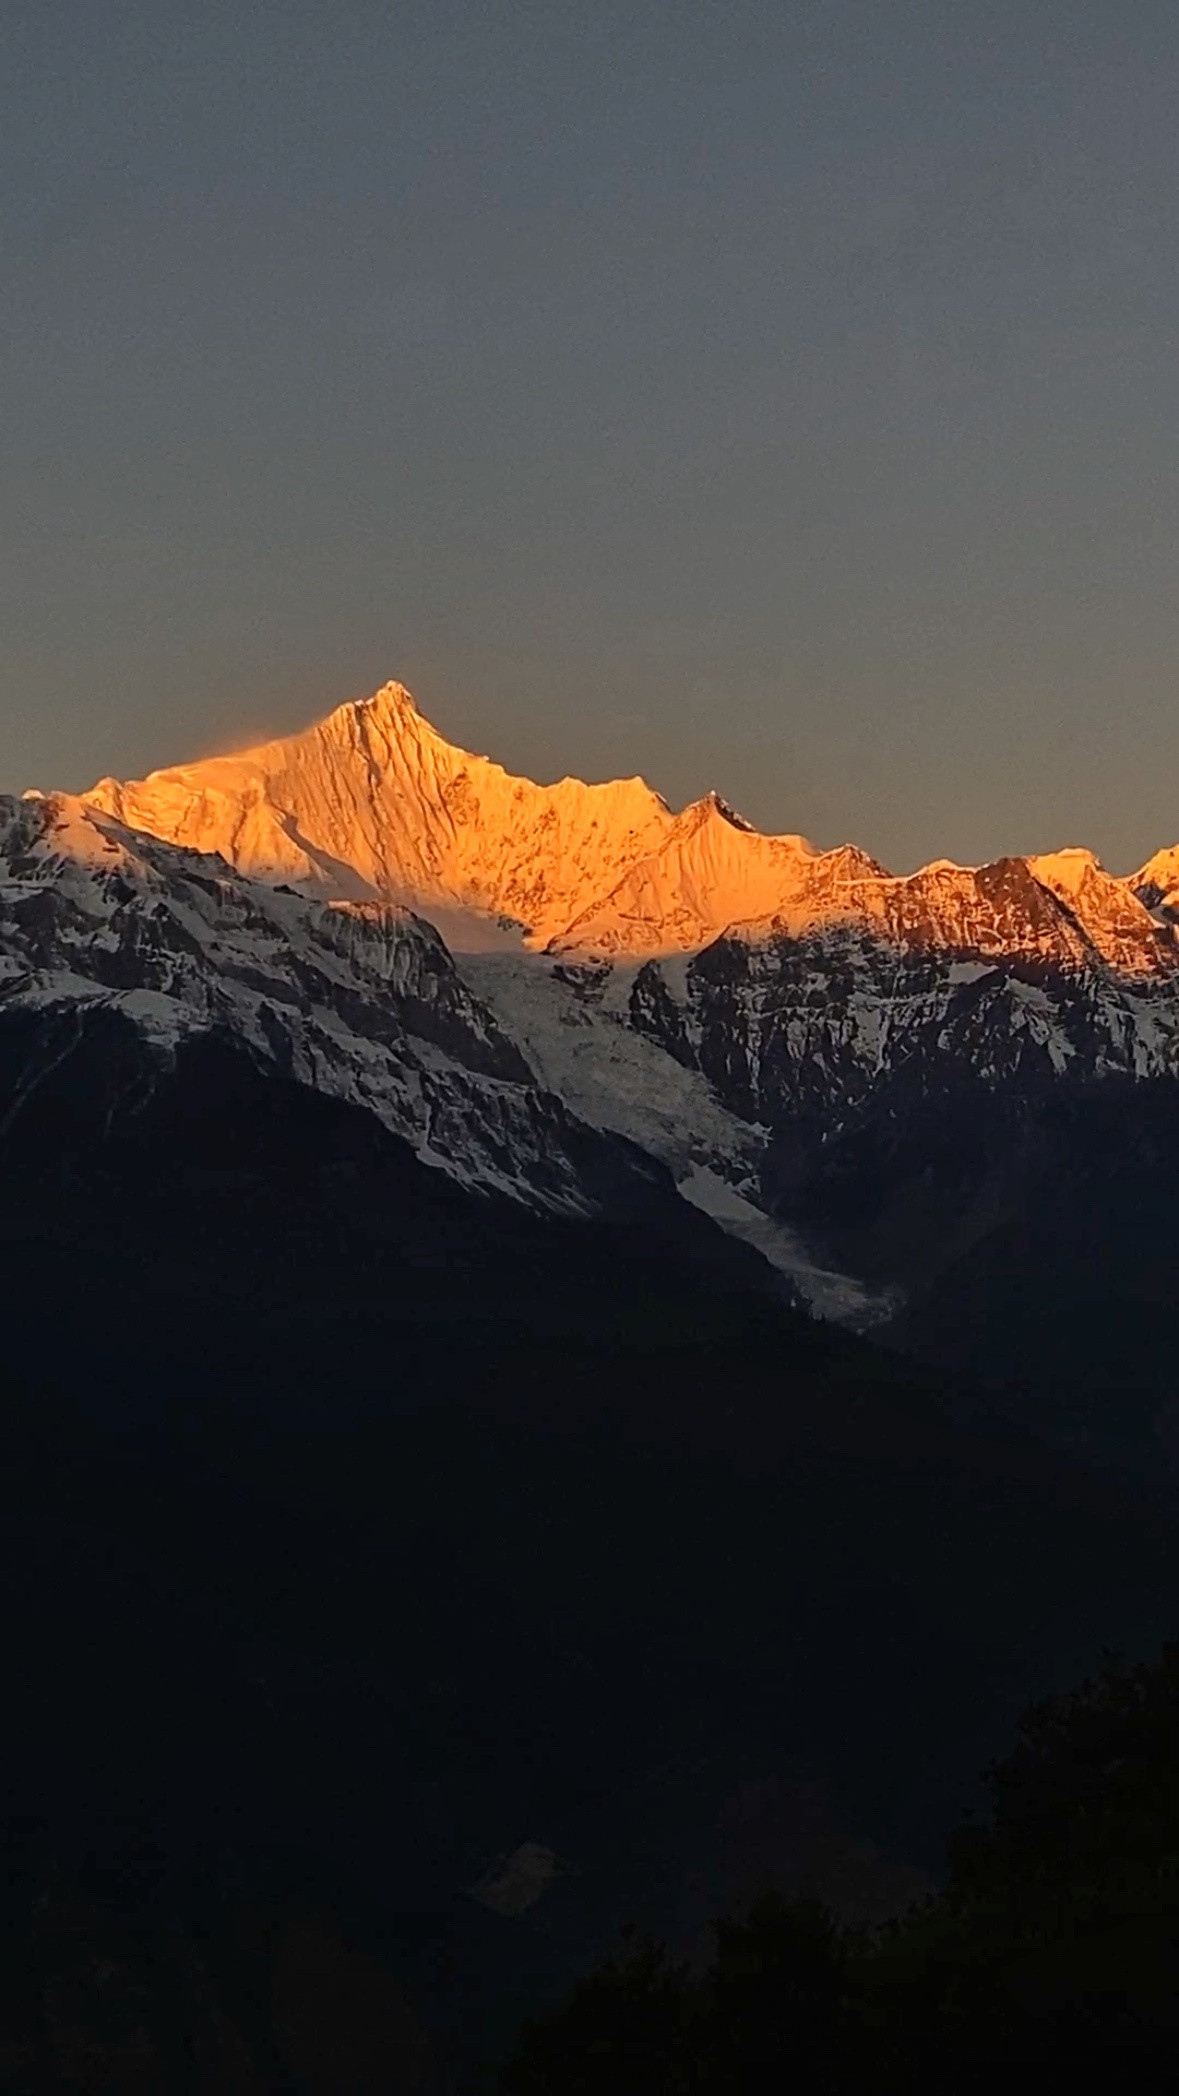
[4,0,1179,874]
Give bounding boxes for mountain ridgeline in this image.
[83,680,1179,966]
[6,683,1179,2086]
[7,679,1179,1452]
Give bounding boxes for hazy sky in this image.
[4,0,1179,870]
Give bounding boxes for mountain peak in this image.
[319,679,427,754]
[74,681,1179,972]
[1130,842,1179,918]
[368,679,418,712]
[85,682,676,950]
[698,789,758,833]
[347,680,421,726]
[1028,846,1104,888]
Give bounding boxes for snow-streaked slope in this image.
[551,799,885,958]
[620,846,1166,976]
[1130,843,1179,921]
[0,791,677,1214]
[459,949,895,1323]
[629,920,1179,1149]
[459,952,759,1180]
[1025,850,1175,973]
[676,1166,898,1327]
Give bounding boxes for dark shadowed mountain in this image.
[7,690,1179,2080]
[1,993,1177,2086]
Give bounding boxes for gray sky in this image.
[4,0,1179,871]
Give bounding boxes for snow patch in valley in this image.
[678,1167,899,1329]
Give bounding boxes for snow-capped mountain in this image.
[83,681,1179,972]
[86,683,672,953]
[1130,842,1179,920]
[0,788,693,1218]
[17,678,1179,1359]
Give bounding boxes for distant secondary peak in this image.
[1029,847,1104,881]
[680,790,758,834]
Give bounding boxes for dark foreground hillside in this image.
[1,1020,1177,2087]
[504,1644,1179,2090]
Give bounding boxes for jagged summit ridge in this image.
[82,680,1179,970]
[87,682,677,951]
[84,681,864,957]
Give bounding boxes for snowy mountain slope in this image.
[562,835,1178,969]
[1130,843,1179,921]
[621,918,1179,1379]
[0,786,875,1316]
[460,949,894,1323]
[0,790,690,1216]
[82,681,1179,972]
[548,797,879,958]
[458,953,758,1183]
[628,921,1179,1145]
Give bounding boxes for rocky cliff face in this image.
[629,910,1179,1139]
[623,916,1179,1441]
